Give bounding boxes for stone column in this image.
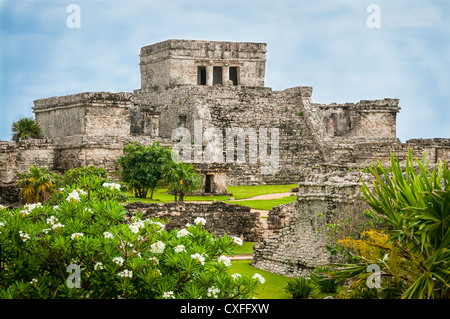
[222,64,229,86]
[206,62,213,86]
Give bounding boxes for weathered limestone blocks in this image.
[0,140,55,183]
[124,201,263,242]
[33,92,133,141]
[139,39,267,89]
[252,176,363,277]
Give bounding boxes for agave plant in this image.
[330,148,449,299]
[18,165,60,203]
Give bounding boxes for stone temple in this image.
[1,39,449,276]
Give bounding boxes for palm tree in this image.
[164,161,203,202]
[18,166,59,203]
[11,117,43,143]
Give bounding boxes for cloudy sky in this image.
[1,0,449,142]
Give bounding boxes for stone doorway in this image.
[205,174,214,193]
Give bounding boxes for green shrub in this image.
[0,186,261,299]
[62,166,109,186]
[309,266,338,293]
[283,276,314,299]
[331,149,450,299]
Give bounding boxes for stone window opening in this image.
[197,66,207,85]
[213,67,223,85]
[229,67,239,85]
[178,115,187,128]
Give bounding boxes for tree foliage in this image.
[18,166,60,204]
[116,142,172,199]
[0,180,261,299]
[163,161,203,202]
[11,117,43,143]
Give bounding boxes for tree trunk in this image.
[150,188,154,200]
[179,192,185,202]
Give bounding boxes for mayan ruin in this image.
[1,31,449,305]
[1,39,450,276]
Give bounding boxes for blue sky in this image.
[0,0,449,142]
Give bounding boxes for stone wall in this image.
[124,201,263,242]
[33,92,133,142]
[252,172,363,277]
[139,39,267,89]
[0,140,56,183]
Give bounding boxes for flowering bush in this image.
[0,185,262,299]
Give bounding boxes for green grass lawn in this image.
[227,184,297,200]
[126,188,231,204]
[126,184,297,205]
[226,196,296,210]
[228,260,292,299]
[228,242,342,299]
[230,242,255,255]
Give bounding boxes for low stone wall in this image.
[123,201,263,242]
[252,179,362,277]
[0,182,22,206]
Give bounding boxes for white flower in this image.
[24,203,42,211]
[29,278,38,285]
[112,257,125,266]
[0,222,5,228]
[102,182,121,191]
[94,262,103,270]
[190,253,205,265]
[233,237,243,246]
[118,269,133,278]
[52,223,65,231]
[149,256,159,265]
[66,189,87,202]
[103,232,114,239]
[42,228,50,234]
[174,245,186,253]
[66,191,80,202]
[162,291,174,299]
[19,210,29,218]
[231,273,241,280]
[185,223,192,228]
[150,241,165,254]
[152,221,165,232]
[129,220,145,234]
[71,233,84,240]
[19,230,30,242]
[194,217,206,226]
[252,273,265,284]
[207,286,220,298]
[84,207,93,214]
[177,229,191,238]
[46,216,58,225]
[0,204,6,210]
[53,205,59,210]
[129,224,140,234]
[218,255,231,267]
